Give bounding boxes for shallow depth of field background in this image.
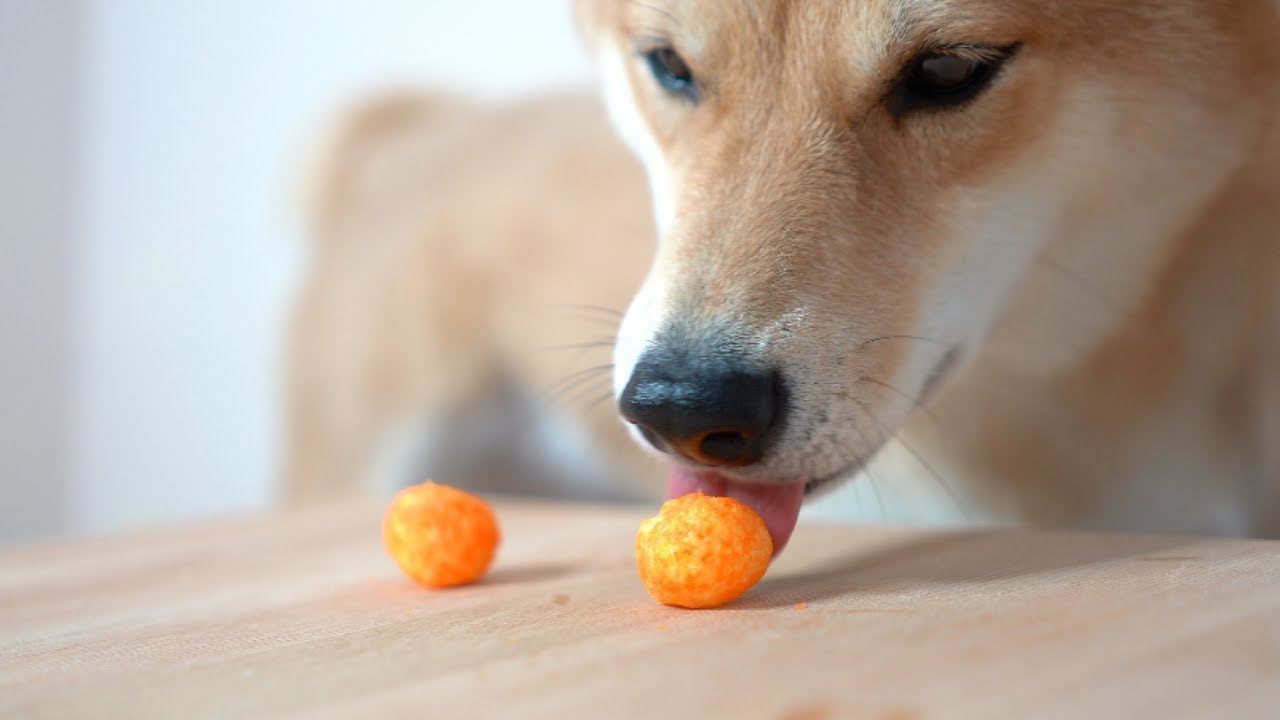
[0,1,598,542]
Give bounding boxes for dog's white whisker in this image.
[542,364,615,405]
[545,302,627,317]
[852,334,949,353]
[558,376,617,413]
[584,389,618,414]
[848,417,889,521]
[851,396,971,520]
[537,340,618,353]
[854,376,943,430]
[888,433,972,522]
[556,314,625,329]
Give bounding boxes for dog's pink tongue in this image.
[667,468,806,557]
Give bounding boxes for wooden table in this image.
[2,499,1279,719]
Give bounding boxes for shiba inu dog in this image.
[572,0,1280,551]
[289,1,1280,556]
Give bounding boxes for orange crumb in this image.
[657,623,669,631]
[795,603,808,610]
[383,481,500,588]
[635,493,772,609]
[402,610,414,617]
[552,594,571,606]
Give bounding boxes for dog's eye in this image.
[643,46,698,102]
[891,45,1018,115]
[917,55,983,91]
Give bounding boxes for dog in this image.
[288,1,1280,555]
[571,0,1280,551]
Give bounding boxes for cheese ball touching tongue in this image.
[666,469,807,556]
[635,492,773,609]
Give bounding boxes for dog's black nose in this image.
[619,353,786,467]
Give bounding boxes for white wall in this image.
[0,0,80,542]
[65,1,595,536]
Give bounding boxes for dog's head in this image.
[576,0,1277,550]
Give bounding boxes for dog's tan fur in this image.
[289,1,1280,537]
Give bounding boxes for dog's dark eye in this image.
[891,45,1019,115]
[643,46,698,102]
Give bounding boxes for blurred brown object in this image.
[284,90,663,506]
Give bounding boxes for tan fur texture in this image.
[575,0,1280,535]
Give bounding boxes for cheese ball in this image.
[635,493,773,609]
[383,481,500,588]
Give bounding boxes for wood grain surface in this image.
[2,499,1279,719]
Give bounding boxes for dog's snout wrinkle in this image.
[619,349,787,467]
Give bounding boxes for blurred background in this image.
[0,1,599,542]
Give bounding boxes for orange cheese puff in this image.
[635,493,772,609]
[384,481,500,588]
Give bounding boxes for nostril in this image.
[686,429,761,467]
